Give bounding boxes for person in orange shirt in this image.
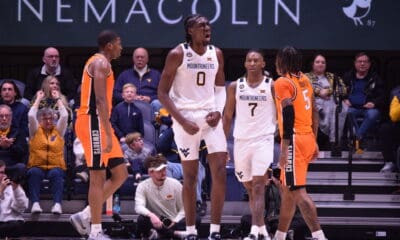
[70,30,128,240]
[273,46,327,240]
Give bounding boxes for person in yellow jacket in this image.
[379,86,400,173]
[27,89,68,214]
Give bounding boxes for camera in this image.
[5,167,26,184]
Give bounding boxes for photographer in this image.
[134,155,200,239]
[0,159,29,238]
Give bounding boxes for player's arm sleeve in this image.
[214,86,226,114]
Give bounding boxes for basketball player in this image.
[158,14,227,240]
[273,46,327,240]
[223,49,276,240]
[70,30,128,240]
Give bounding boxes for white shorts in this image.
[172,109,227,161]
[234,134,274,182]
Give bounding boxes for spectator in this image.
[0,80,29,138]
[27,90,68,214]
[157,125,207,217]
[113,47,162,112]
[0,105,28,181]
[25,47,78,101]
[305,54,348,149]
[31,76,73,122]
[379,85,400,173]
[124,132,155,181]
[343,52,385,153]
[0,159,29,238]
[135,155,200,239]
[110,83,144,151]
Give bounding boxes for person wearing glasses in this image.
[123,132,155,181]
[135,155,200,239]
[342,52,385,153]
[0,104,28,184]
[25,47,78,101]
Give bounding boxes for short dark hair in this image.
[97,30,119,49]
[354,52,370,62]
[276,46,302,75]
[144,154,167,171]
[184,14,208,43]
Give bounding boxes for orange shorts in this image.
[75,114,123,169]
[280,133,317,189]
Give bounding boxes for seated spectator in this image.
[0,160,29,238]
[305,54,348,149]
[113,47,162,112]
[111,83,144,150]
[0,105,28,181]
[31,75,73,122]
[124,132,155,181]
[0,80,29,138]
[135,155,200,239]
[25,47,78,101]
[157,122,206,217]
[379,85,400,173]
[343,52,385,153]
[27,90,68,214]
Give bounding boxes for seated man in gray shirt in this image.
[134,155,201,239]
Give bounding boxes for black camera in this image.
[5,167,25,184]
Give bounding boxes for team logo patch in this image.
[179,148,190,157]
[207,57,212,61]
[239,84,245,89]
[186,52,193,58]
[166,194,173,200]
[236,171,244,179]
[146,78,152,83]
[260,89,265,93]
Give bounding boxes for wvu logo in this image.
[342,0,372,26]
[236,171,244,179]
[179,148,190,158]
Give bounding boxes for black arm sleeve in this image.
[282,105,295,140]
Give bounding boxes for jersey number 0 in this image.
[197,72,206,86]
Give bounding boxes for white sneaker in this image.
[70,211,91,236]
[31,202,42,214]
[87,232,111,240]
[380,162,395,173]
[51,203,62,214]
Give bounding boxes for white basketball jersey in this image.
[170,43,219,110]
[234,77,276,139]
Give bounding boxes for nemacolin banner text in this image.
[0,0,398,50]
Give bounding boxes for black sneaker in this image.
[208,232,221,240]
[184,234,198,240]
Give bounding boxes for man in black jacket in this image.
[343,52,385,153]
[25,47,78,101]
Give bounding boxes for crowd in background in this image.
[0,45,399,238]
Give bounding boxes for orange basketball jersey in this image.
[274,73,313,137]
[75,53,122,168]
[76,53,114,117]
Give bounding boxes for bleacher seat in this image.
[143,121,157,146]
[134,100,154,123]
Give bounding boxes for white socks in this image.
[312,230,327,240]
[209,224,220,234]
